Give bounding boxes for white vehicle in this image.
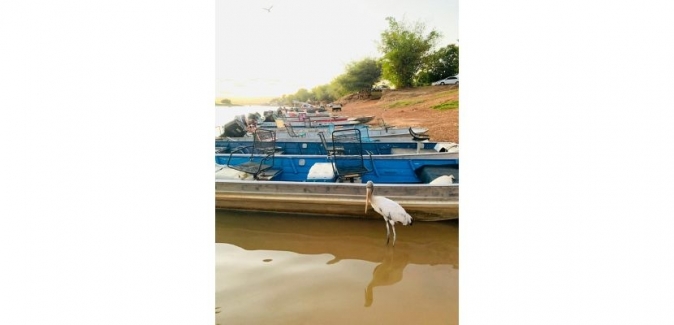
[431,75,459,86]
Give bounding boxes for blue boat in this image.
[215,128,459,220]
[216,127,458,158]
[216,153,458,182]
[216,138,458,158]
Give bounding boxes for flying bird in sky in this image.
[262,5,273,13]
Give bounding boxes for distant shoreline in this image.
[216,96,275,106]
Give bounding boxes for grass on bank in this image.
[388,99,425,108]
[432,100,459,110]
[384,86,458,110]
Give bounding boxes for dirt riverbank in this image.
[335,85,459,143]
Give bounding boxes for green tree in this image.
[294,88,311,103]
[417,44,459,85]
[311,84,337,103]
[328,80,348,100]
[334,58,382,93]
[270,95,288,106]
[378,17,441,88]
[284,94,296,106]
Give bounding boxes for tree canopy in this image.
[378,17,441,88]
[334,58,382,93]
[417,44,459,85]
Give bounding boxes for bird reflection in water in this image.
[364,247,411,307]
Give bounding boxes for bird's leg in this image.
[391,223,397,247]
[384,220,390,245]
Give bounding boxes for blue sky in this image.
[216,0,458,99]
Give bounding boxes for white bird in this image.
[262,5,273,12]
[365,181,413,246]
[429,174,455,185]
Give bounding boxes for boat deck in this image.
[390,148,441,154]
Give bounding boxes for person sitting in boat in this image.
[241,114,257,133]
[246,119,257,133]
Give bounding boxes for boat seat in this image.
[318,131,344,156]
[433,142,459,153]
[334,168,368,182]
[226,128,277,180]
[228,161,272,175]
[409,127,430,141]
[331,128,371,182]
[302,116,312,128]
[284,122,306,138]
[216,166,256,180]
[255,169,282,181]
[378,118,393,132]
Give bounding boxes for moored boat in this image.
[215,128,458,220]
[215,179,458,221]
[257,118,362,128]
[216,137,459,158]
[218,122,430,141]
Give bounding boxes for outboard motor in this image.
[263,110,275,122]
[223,117,247,137]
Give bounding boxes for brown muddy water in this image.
[215,209,458,325]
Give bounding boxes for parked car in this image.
[431,75,459,86]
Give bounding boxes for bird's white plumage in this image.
[369,195,412,225]
[365,181,413,246]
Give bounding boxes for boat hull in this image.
[215,180,458,221]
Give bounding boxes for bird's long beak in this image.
[365,187,371,213]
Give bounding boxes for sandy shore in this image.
[334,85,459,143]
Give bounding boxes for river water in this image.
[215,209,459,325]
